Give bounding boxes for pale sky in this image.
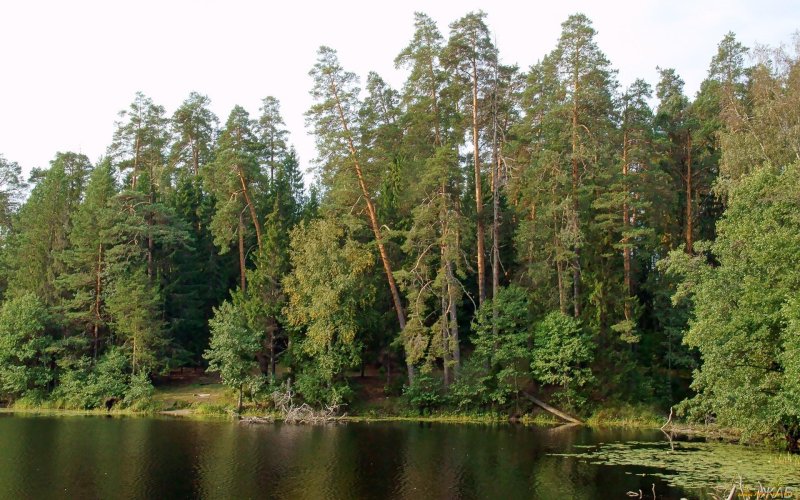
[1,0,797,179]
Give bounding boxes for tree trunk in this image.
[554,208,567,315]
[571,56,582,318]
[93,243,103,361]
[237,384,243,414]
[191,135,200,176]
[622,131,632,321]
[685,131,693,254]
[146,172,155,282]
[472,59,487,306]
[238,170,263,253]
[328,75,410,381]
[490,58,502,337]
[238,211,246,292]
[491,130,501,337]
[441,263,451,387]
[446,260,460,372]
[522,391,582,424]
[132,135,141,190]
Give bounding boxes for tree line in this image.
[0,11,798,444]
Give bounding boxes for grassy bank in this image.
[0,382,753,445]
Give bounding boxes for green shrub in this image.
[531,311,595,411]
[124,371,154,409]
[403,371,444,413]
[447,356,490,410]
[471,285,533,406]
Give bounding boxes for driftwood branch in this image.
[661,406,673,431]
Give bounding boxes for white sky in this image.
[1,0,797,179]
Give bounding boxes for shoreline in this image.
[0,406,743,444]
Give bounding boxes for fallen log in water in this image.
[521,392,582,424]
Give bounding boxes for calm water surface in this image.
[0,414,751,499]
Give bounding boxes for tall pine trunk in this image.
[472,59,487,306]
[441,258,452,387]
[491,68,501,335]
[237,168,263,253]
[685,131,693,254]
[327,76,411,381]
[93,243,103,361]
[622,132,632,321]
[238,211,246,292]
[571,62,582,318]
[446,261,460,370]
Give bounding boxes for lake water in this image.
[0,414,795,499]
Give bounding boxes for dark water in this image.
[0,414,699,499]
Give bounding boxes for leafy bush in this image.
[0,294,53,402]
[447,356,490,410]
[124,371,155,409]
[52,347,132,409]
[471,285,533,407]
[204,300,262,411]
[531,311,594,411]
[403,371,444,413]
[294,369,353,408]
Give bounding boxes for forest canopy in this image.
[0,11,799,445]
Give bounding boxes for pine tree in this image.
[443,11,498,306]
[106,268,164,374]
[170,92,218,178]
[0,155,24,235]
[547,13,618,317]
[6,159,74,306]
[396,13,466,382]
[109,92,169,193]
[655,68,697,253]
[109,92,170,279]
[59,159,117,359]
[306,46,409,377]
[204,106,265,290]
[257,96,289,186]
[166,92,224,363]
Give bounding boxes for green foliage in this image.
[531,312,595,410]
[53,347,129,409]
[403,371,444,412]
[471,285,532,406]
[447,356,491,409]
[5,160,73,305]
[0,293,52,401]
[1,15,798,431]
[124,371,155,409]
[293,341,358,407]
[666,164,800,438]
[0,154,24,237]
[284,216,374,405]
[106,269,164,374]
[204,300,263,396]
[285,217,374,353]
